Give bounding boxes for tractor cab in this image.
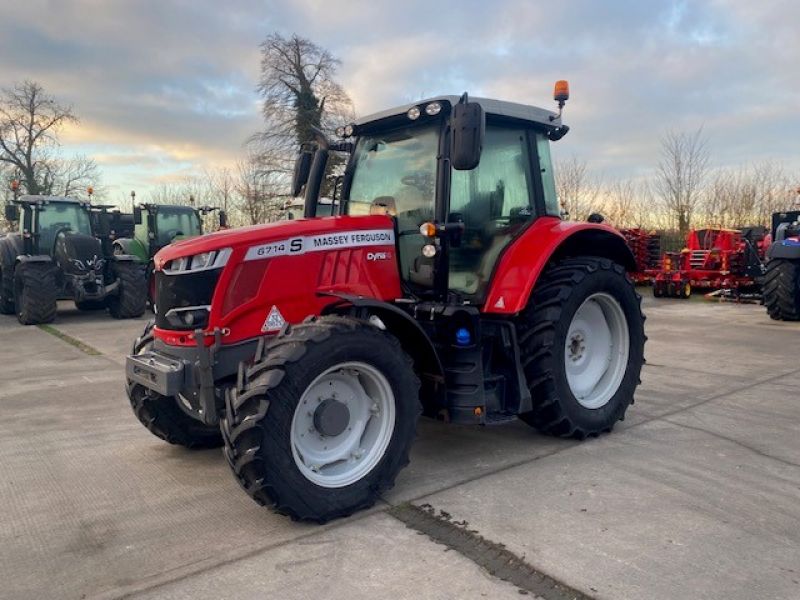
[294,93,568,304]
[133,204,203,257]
[6,196,93,256]
[129,203,228,259]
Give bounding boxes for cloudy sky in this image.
[1,0,797,200]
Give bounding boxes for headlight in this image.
[164,305,210,329]
[344,124,355,137]
[407,106,420,120]
[425,102,441,116]
[164,247,232,274]
[190,251,215,270]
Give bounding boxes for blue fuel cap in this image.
[455,327,472,346]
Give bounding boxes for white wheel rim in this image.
[564,292,630,409]
[290,361,395,488]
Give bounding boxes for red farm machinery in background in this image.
[620,228,661,284]
[652,227,769,299]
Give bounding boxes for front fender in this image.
[111,254,143,263]
[483,217,636,315]
[17,254,53,264]
[321,293,446,412]
[114,238,148,262]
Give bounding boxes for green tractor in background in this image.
[112,202,227,307]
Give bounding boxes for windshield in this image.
[37,202,92,253]
[155,207,200,246]
[346,123,438,229]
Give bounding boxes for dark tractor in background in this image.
[0,195,146,324]
[763,203,800,320]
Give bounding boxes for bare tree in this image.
[49,154,102,199]
[205,167,236,215]
[256,33,353,150]
[147,182,191,206]
[251,32,355,196]
[235,154,286,225]
[654,128,709,236]
[750,162,796,225]
[0,81,78,195]
[555,156,602,221]
[599,179,644,228]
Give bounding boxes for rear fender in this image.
[484,218,636,315]
[767,239,800,260]
[0,237,19,268]
[321,293,446,410]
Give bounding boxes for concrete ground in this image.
[1,296,799,599]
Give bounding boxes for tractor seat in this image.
[370,196,397,216]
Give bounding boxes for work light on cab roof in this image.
[124,80,645,525]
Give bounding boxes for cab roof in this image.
[354,95,562,130]
[14,195,86,205]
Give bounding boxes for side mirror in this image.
[218,210,227,228]
[291,150,313,197]
[450,99,485,171]
[133,206,142,225]
[4,203,19,222]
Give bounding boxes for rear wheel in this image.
[653,280,665,298]
[679,281,692,299]
[108,261,146,319]
[762,258,800,321]
[126,321,223,448]
[516,257,645,438]
[221,316,420,522]
[14,262,58,325]
[0,263,14,314]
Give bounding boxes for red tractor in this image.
[125,85,646,522]
[653,227,767,298]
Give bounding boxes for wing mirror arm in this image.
[303,126,331,219]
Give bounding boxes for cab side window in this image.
[448,125,533,298]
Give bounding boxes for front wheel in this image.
[14,262,58,325]
[221,316,420,522]
[126,320,223,448]
[0,263,14,314]
[516,257,645,438]
[108,261,146,319]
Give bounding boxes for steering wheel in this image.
[52,222,72,233]
[400,172,434,193]
[50,223,74,253]
[163,228,182,242]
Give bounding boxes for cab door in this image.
[447,124,540,301]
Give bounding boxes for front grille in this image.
[154,268,222,330]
